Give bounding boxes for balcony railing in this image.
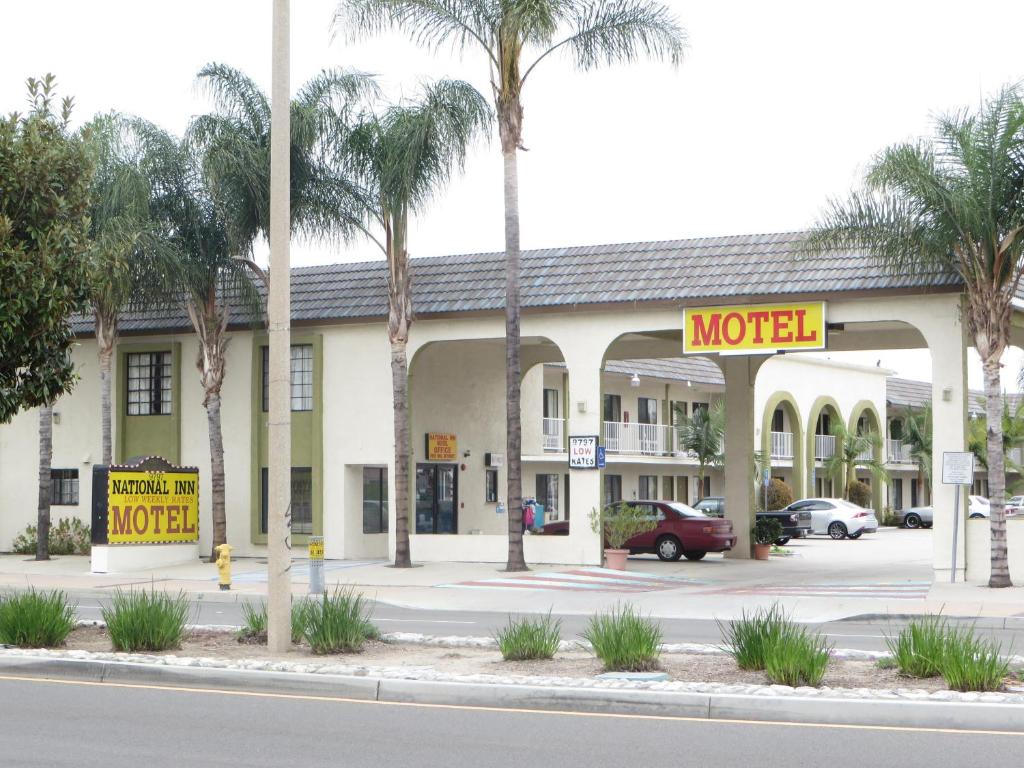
[542,418,563,452]
[770,431,793,459]
[814,433,836,460]
[603,421,673,456]
[887,439,913,463]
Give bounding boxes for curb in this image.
[2,655,1022,732]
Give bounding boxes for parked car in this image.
[1008,495,1024,516]
[691,496,811,545]
[968,495,991,518]
[780,498,879,539]
[900,505,933,529]
[539,500,736,561]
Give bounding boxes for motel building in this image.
[1,232,1023,583]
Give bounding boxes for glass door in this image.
[415,463,458,534]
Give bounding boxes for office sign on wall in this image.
[569,435,600,469]
[683,301,827,354]
[426,432,458,461]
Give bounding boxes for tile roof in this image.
[885,377,1022,416]
[73,231,962,335]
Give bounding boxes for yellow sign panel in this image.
[108,470,199,544]
[309,539,324,561]
[426,432,457,461]
[683,302,827,354]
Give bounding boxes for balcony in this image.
[887,439,913,463]
[814,433,835,460]
[603,421,674,456]
[542,418,564,452]
[770,431,794,459]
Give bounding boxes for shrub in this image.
[880,506,900,527]
[939,626,1010,692]
[238,598,314,645]
[846,480,872,508]
[303,588,376,654]
[764,626,830,686]
[758,478,794,511]
[11,518,91,556]
[753,517,784,545]
[0,589,76,647]
[583,604,662,671]
[102,589,190,652]
[885,615,947,678]
[589,504,657,550]
[718,604,788,670]
[495,612,562,661]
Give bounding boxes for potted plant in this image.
[589,505,657,570]
[752,517,783,560]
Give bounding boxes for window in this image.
[772,408,784,432]
[50,469,79,505]
[639,475,658,499]
[126,351,172,415]
[262,344,314,412]
[890,419,903,440]
[603,394,621,423]
[638,397,658,425]
[702,475,712,499]
[671,401,687,426]
[911,478,919,507]
[893,479,903,510]
[676,475,689,505]
[662,476,674,501]
[485,469,498,503]
[816,412,831,435]
[363,466,388,534]
[536,474,559,519]
[260,467,314,535]
[543,389,559,419]
[692,402,709,417]
[603,474,622,505]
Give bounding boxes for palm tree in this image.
[133,120,263,559]
[342,80,492,567]
[188,63,376,260]
[822,421,888,501]
[968,396,1024,476]
[674,401,724,502]
[81,113,177,466]
[901,405,932,498]
[333,0,686,572]
[810,85,1024,587]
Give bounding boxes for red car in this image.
[540,499,736,561]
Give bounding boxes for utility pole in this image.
[267,0,292,653]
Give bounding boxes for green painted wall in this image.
[116,342,181,465]
[250,334,323,545]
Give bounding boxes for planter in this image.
[753,543,771,561]
[604,548,630,570]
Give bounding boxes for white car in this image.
[781,498,879,540]
[969,495,991,518]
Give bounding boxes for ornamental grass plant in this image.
[720,603,831,686]
[583,604,662,671]
[718,603,789,670]
[0,589,76,648]
[239,598,316,645]
[885,615,948,678]
[303,588,377,654]
[938,626,1010,692]
[494,612,562,661]
[102,589,190,652]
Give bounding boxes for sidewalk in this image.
[2,529,1022,622]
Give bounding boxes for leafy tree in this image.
[901,404,932,498]
[333,0,686,572]
[822,420,887,501]
[133,120,262,559]
[80,113,178,466]
[674,401,724,501]
[811,86,1024,587]
[967,396,1024,478]
[0,75,92,425]
[342,80,492,567]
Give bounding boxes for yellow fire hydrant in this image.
[214,543,233,591]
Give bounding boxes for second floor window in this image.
[126,352,172,415]
[262,344,314,412]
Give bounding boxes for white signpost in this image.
[569,435,599,469]
[942,451,975,584]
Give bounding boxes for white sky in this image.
[3,0,1024,389]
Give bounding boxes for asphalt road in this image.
[0,676,1019,767]
[69,594,1024,652]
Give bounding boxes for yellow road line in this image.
[0,673,1021,737]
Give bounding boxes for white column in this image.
[927,320,969,582]
[564,359,603,566]
[722,355,765,558]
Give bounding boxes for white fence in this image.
[542,418,563,452]
[770,431,793,459]
[603,421,673,455]
[814,433,836,460]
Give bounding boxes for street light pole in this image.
[267,0,292,653]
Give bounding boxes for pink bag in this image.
[524,504,535,527]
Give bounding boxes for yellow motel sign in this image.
[683,301,827,354]
[107,469,200,544]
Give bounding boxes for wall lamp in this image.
[630,373,641,388]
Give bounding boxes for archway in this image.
[806,396,843,498]
[848,399,885,514]
[760,391,805,503]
